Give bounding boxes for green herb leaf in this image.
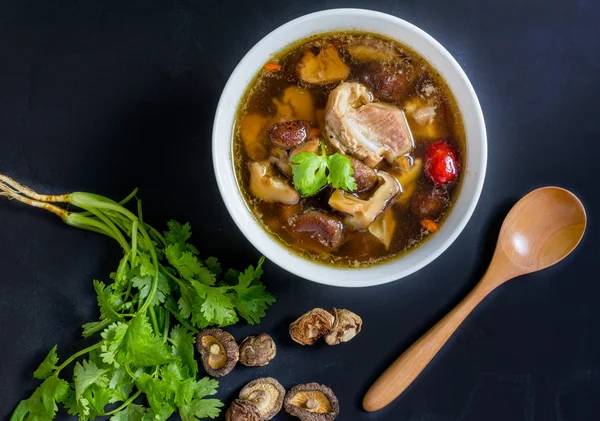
[170,325,198,378]
[11,376,70,421]
[33,345,59,380]
[291,146,357,196]
[327,153,358,191]
[72,360,109,401]
[110,403,147,421]
[291,150,328,196]
[118,315,175,367]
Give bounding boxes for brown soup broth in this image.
[233,32,465,267]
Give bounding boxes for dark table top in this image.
[1,1,599,420]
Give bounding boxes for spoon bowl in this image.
[363,186,587,412]
[499,187,586,272]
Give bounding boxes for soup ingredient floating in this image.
[235,33,464,266]
[289,308,362,346]
[0,174,275,421]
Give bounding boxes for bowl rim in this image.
[212,8,487,287]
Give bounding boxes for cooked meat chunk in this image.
[325,82,413,167]
[356,62,408,102]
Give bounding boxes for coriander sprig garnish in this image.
[290,145,358,196]
[1,174,275,421]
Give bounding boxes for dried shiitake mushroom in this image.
[289,308,334,345]
[284,383,340,421]
[196,328,239,377]
[239,333,277,367]
[324,308,363,346]
[226,399,262,421]
[239,377,285,420]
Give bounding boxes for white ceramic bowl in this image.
[213,8,487,287]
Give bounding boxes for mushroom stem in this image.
[306,398,319,410]
[210,344,221,355]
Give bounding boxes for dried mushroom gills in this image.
[368,207,396,249]
[239,377,285,420]
[239,333,277,366]
[325,308,363,346]
[226,399,262,421]
[196,328,239,377]
[284,383,340,421]
[289,308,334,345]
[297,46,350,85]
[288,391,333,414]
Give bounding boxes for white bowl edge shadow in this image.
[212,8,487,288]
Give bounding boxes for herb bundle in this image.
[1,174,275,420]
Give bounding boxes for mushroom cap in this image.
[324,308,363,345]
[226,399,262,421]
[289,308,334,345]
[284,383,340,421]
[239,377,285,420]
[196,328,239,377]
[249,160,300,205]
[239,333,277,367]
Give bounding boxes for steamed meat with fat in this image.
[325,82,413,167]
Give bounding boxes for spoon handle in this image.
[363,280,496,412]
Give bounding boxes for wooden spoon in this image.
[363,186,587,412]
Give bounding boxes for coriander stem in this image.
[83,208,131,253]
[131,220,138,267]
[149,307,160,335]
[82,319,111,337]
[147,224,167,247]
[137,199,144,224]
[69,192,138,221]
[138,224,159,314]
[54,342,102,375]
[163,309,170,341]
[103,390,142,416]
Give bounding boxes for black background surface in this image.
[1,1,599,420]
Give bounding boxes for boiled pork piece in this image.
[325,82,413,167]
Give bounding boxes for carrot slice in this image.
[421,219,438,232]
[264,62,281,72]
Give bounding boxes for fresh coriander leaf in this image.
[108,366,134,401]
[138,253,156,277]
[132,272,170,306]
[110,404,147,421]
[170,325,198,378]
[180,377,223,420]
[136,373,177,421]
[204,257,222,275]
[165,221,191,247]
[192,283,238,327]
[73,360,109,400]
[82,320,108,338]
[230,257,275,324]
[165,244,204,281]
[66,383,115,420]
[327,153,357,191]
[165,220,199,255]
[93,279,123,322]
[180,398,223,420]
[100,322,128,366]
[291,150,328,196]
[118,315,175,367]
[11,376,70,421]
[33,345,59,379]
